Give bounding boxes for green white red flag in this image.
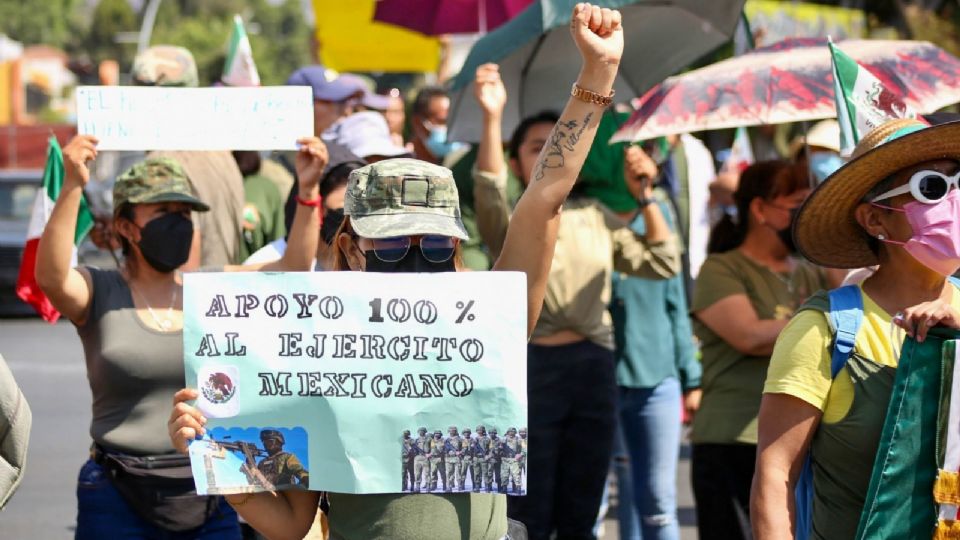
[829,39,921,155]
[721,126,754,173]
[222,15,260,87]
[16,136,94,323]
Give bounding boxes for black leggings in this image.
[691,443,757,540]
[507,340,617,540]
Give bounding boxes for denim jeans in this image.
[75,458,242,540]
[507,340,617,540]
[612,422,641,540]
[618,378,682,540]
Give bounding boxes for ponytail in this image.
[707,212,746,254]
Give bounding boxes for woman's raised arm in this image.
[227,137,327,273]
[493,3,623,336]
[35,135,98,324]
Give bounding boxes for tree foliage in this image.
[0,0,312,86]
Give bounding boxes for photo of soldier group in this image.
[196,427,309,494]
[401,425,527,495]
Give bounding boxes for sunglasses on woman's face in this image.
[363,235,457,263]
[871,169,960,205]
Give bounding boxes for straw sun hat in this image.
[794,118,960,268]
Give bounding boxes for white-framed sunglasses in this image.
[870,169,960,204]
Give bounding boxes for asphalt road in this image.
[0,317,698,539]
[0,318,90,539]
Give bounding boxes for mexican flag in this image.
[222,14,260,87]
[830,40,919,156]
[721,126,754,174]
[15,137,94,323]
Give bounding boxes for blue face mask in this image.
[809,152,845,183]
[422,122,465,159]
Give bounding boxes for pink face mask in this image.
[875,189,960,276]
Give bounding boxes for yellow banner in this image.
[746,0,867,44]
[312,0,440,73]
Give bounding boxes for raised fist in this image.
[569,3,624,70]
[473,63,507,118]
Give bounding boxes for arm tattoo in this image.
[532,111,594,182]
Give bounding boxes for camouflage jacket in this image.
[257,451,308,488]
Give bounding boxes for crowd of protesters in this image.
[13,1,960,539]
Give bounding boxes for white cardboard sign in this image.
[75,86,313,150]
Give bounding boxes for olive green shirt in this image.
[473,168,681,349]
[690,250,828,444]
[328,493,507,540]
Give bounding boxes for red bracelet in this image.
[296,194,322,207]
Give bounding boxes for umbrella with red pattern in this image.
[611,38,960,142]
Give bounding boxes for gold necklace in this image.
[129,282,179,331]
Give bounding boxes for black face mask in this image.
[364,246,455,273]
[321,208,345,245]
[137,212,194,273]
[776,208,799,254]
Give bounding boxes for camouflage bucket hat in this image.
[114,157,209,212]
[344,158,469,240]
[132,45,198,87]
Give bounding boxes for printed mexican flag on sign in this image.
[15,136,94,323]
[830,40,919,155]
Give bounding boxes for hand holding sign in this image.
[294,137,328,194]
[169,388,206,454]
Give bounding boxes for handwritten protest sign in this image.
[184,272,528,495]
[75,86,313,150]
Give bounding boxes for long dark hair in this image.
[707,160,805,254]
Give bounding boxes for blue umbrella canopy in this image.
[447,0,745,142]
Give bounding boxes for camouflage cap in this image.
[475,425,485,432]
[418,427,427,433]
[344,158,468,240]
[463,428,471,434]
[433,430,442,436]
[403,430,411,436]
[448,426,457,431]
[507,427,517,434]
[490,428,498,434]
[132,45,198,87]
[114,158,209,212]
[260,429,285,444]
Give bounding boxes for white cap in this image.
[791,120,841,156]
[329,111,408,160]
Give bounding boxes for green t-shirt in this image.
[239,173,286,262]
[328,493,507,540]
[690,249,827,445]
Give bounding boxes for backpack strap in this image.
[827,285,864,378]
[795,285,865,540]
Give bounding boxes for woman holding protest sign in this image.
[168,3,625,539]
[35,132,327,538]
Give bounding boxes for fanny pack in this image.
[93,445,220,532]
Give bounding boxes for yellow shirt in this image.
[764,285,960,424]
